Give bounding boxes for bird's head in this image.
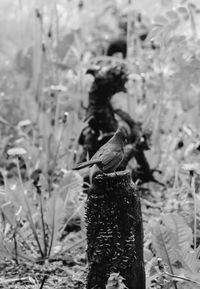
[115,126,128,143]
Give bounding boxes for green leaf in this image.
[45,193,65,255]
[106,273,127,289]
[152,220,179,267]
[1,202,18,229]
[145,26,163,43]
[152,213,200,273]
[59,170,83,203]
[167,19,180,31]
[177,6,189,20]
[0,116,10,125]
[0,233,13,259]
[166,10,179,21]
[165,213,192,251]
[154,15,168,25]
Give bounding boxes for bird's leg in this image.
[90,165,104,182]
[114,171,119,178]
[152,168,162,174]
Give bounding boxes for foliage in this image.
[106,273,127,289]
[148,213,200,288]
[0,165,85,262]
[1,0,200,288]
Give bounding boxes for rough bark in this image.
[86,171,145,289]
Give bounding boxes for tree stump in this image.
[86,171,145,289]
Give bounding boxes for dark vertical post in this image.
[86,171,145,289]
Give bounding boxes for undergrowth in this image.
[1,0,200,288]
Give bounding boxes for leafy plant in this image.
[0,157,85,262]
[150,213,200,288]
[106,273,127,289]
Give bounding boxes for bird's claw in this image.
[152,168,162,174]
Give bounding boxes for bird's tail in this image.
[73,159,101,170]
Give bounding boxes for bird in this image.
[73,127,127,173]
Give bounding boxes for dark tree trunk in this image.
[78,63,127,160]
[86,171,145,289]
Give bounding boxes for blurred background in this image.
[1,0,200,167]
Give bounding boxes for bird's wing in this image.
[73,159,101,170]
[101,150,123,172]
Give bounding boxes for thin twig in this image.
[39,275,48,289]
[165,271,200,287]
[191,175,197,250]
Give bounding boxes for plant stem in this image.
[16,158,44,257]
[48,120,66,194]
[126,1,132,115]
[191,175,197,250]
